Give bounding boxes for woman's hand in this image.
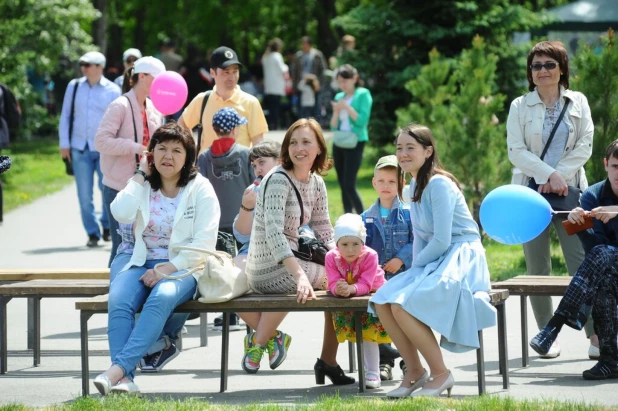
[296,273,316,303]
[591,206,618,224]
[138,151,153,177]
[139,268,161,288]
[547,171,568,196]
[567,207,589,225]
[241,185,258,210]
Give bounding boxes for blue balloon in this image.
[480,184,552,245]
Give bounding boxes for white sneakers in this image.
[539,341,561,359]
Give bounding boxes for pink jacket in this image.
[326,245,385,297]
[94,89,163,191]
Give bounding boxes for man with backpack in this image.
[58,51,121,247]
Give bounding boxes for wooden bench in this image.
[493,275,571,367]
[76,289,510,397]
[0,279,109,374]
[0,269,110,281]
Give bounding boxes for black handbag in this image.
[263,171,328,266]
[63,79,80,176]
[527,97,581,212]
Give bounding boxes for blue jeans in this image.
[103,185,121,267]
[71,147,108,237]
[108,256,196,380]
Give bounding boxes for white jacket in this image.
[111,174,220,277]
[506,86,594,189]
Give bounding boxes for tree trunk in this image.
[134,2,145,52]
[92,0,108,54]
[314,0,338,58]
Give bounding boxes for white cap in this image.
[133,56,166,77]
[123,48,142,61]
[334,213,367,244]
[79,51,106,67]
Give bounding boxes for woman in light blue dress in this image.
[369,124,495,398]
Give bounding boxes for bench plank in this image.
[493,275,571,295]
[0,269,109,281]
[0,280,109,296]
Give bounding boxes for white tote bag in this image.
[154,246,249,303]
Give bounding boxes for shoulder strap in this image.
[262,171,305,227]
[123,95,140,167]
[539,97,570,161]
[195,90,212,163]
[68,79,80,145]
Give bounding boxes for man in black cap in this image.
[179,46,268,152]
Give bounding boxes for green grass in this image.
[0,394,610,410]
[0,138,73,213]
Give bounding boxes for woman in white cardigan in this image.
[93,123,220,396]
[94,56,166,267]
[506,40,595,359]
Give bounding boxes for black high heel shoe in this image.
[314,358,355,385]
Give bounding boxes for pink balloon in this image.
[150,71,188,115]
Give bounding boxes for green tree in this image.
[334,0,549,148]
[571,29,618,184]
[0,0,99,136]
[397,36,508,222]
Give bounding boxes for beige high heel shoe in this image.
[409,370,454,398]
[386,369,429,398]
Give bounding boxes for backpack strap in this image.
[123,95,140,167]
[195,90,212,163]
[68,79,80,147]
[262,171,305,227]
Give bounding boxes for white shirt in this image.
[338,96,354,131]
[262,52,288,96]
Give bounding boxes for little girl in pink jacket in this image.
[326,213,390,389]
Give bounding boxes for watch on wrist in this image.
[134,169,147,179]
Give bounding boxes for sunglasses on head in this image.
[80,63,92,68]
[530,62,558,71]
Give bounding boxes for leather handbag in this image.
[527,97,581,212]
[333,130,358,149]
[263,171,328,266]
[154,246,249,303]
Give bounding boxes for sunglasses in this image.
[125,58,137,64]
[530,62,558,71]
[80,63,92,68]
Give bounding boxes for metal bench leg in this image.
[220,312,230,393]
[348,341,356,373]
[33,297,41,366]
[200,313,208,347]
[497,302,509,389]
[476,329,485,395]
[521,295,529,368]
[80,311,93,396]
[354,311,365,393]
[27,297,34,350]
[1,296,11,374]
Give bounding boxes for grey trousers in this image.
[522,215,595,338]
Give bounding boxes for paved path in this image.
[0,130,617,407]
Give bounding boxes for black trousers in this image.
[333,142,365,214]
[264,94,282,130]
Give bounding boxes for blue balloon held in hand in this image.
[480,185,553,245]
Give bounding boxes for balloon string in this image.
[552,211,618,215]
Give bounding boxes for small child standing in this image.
[197,106,255,331]
[361,155,414,381]
[326,213,391,389]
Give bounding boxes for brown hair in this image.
[121,66,140,94]
[280,118,332,176]
[526,41,570,92]
[397,123,461,203]
[337,64,362,87]
[605,139,618,161]
[250,141,281,163]
[147,122,198,190]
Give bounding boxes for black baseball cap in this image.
[210,46,243,69]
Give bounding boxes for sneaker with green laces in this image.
[266,331,292,370]
[242,331,266,374]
